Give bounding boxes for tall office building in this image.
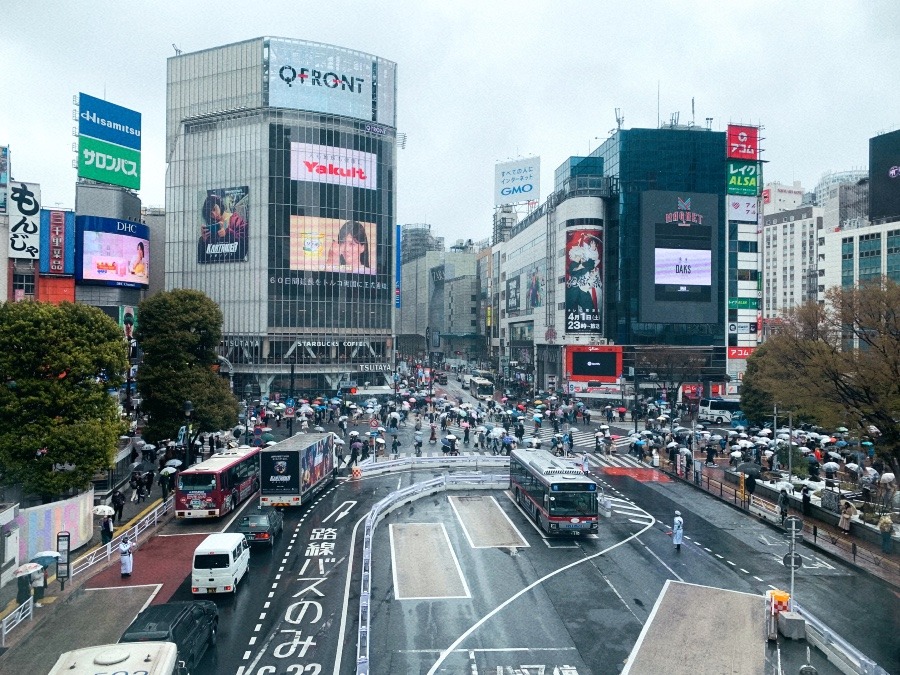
[165,38,398,396]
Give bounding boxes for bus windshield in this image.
[178,473,217,491]
[548,491,597,517]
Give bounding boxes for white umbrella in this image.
[738,432,749,439]
[333,437,345,445]
[143,444,157,451]
[160,466,177,475]
[349,430,360,437]
[445,434,457,440]
[261,426,273,432]
[730,450,742,458]
[14,562,43,577]
[823,461,840,471]
[165,459,183,468]
[641,430,653,437]
[763,450,774,458]
[738,439,754,448]
[880,472,896,484]
[389,411,401,419]
[710,434,724,441]
[339,415,348,421]
[758,429,772,436]
[666,441,678,448]
[314,426,325,432]
[599,424,610,430]
[827,451,842,460]
[845,462,859,471]
[92,505,115,516]
[726,430,738,437]
[265,441,278,446]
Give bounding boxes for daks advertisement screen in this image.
[640,191,719,324]
[76,216,149,288]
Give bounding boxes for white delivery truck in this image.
[259,432,334,508]
[48,642,180,675]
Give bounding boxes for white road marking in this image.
[639,541,684,583]
[715,554,724,559]
[242,651,251,660]
[254,623,262,632]
[727,560,736,566]
[754,576,764,582]
[740,568,749,574]
[334,514,367,675]
[249,636,256,645]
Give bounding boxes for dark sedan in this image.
[238,506,284,547]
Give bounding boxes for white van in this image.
[192,532,249,595]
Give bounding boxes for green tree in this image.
[739,344,775,425]
[0,302,127,499]
[135,290,237,443]
[747,278,900,475]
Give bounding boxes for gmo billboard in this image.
[268,38,397,127]
[494,157,540,207]
[869,129,900,222]
[76,216,150,288]
[640,191,720,324]
[77,93,142,190]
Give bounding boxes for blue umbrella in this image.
[533,414,542,421]
[860,441,874,447]
[836,440,848,448]
[503,435,515,444]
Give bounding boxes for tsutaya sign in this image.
[357,363,391,372]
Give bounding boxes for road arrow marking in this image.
[322,500,357,522]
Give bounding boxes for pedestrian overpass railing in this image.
[355,468,509,674]
[792,600,889,675]
[358,454,509,477]
[1,596,32,648]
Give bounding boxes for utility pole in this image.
[788,410,793,480]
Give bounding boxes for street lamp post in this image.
[183,400,193,466]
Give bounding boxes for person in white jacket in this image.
[673,511,684,552]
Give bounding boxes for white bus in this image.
[49,642,180,675]
[469,376,494,401]
[698,398,742,425]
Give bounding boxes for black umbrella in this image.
[736,462,761,477]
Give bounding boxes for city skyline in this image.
[1,1,898,244]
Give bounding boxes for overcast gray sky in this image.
[2,1,898,244]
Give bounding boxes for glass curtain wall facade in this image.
[166,38,397,397]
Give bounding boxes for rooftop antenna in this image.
[615,108,624,130]
[172,43,182,56]
[691,98,695,127]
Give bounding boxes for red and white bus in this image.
[175,447,261,519]
[510,448,599,534]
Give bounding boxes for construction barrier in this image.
[351,466,362,479]
[765,589,791,640]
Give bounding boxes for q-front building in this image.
[165,37,398,397]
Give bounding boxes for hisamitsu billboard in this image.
[78,93,141,151]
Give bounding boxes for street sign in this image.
[285,397,295,408]
[784,516,804,533]
[369,418,379,429]
[782,553,803,569]
[284,406,295,418]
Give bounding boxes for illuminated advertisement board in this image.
[39,209,76,275]
[564,229,603,334]
[0,145,8,213]
[268,38,397,126]
[198,186,249,264]
[726,125,759,161]
[8,181,41,259]
[494,157,540,207]
[523,262,544,310]
[640,191,719,324]
[290,142,377,190]
[566,345,622,383]
[76,216,149,288]
[505,276,521,312]
[726,160,759,196]
[77,93,141,191]
[869,129,900,222]
[727,195,758,222]
[289,216,377,275]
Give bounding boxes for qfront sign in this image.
[268,39,397,126]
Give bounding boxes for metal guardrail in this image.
[71,496,174,578]
[1,597,32,648]
[792,600,889,675]
[355,463,510,674]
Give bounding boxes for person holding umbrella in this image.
[101,514,115,544]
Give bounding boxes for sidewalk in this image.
[0,477,167,628]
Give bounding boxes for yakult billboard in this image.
[494,157,540,207]
[291,142,377,190]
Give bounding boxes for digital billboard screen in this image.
[268,39,397,127]
[564,229,602,333]
[197,186,249,264]
[76,216,150,288]
[289,216,377,275]
[640,191,719,324]
[869,129,900,222]
[291,142,378,190]
[260,451,300,496]
[566,346,622,383]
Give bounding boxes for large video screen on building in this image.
[566,346,622,383]
[76,216,149,289]
[869,130,900,222]
[268,39,397,127]
[565,229,602,333]
[640,191,719,324]
[289,216,377,275]
[268,122,394,329]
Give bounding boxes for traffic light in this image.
[349,387,358,394]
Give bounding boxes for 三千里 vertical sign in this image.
[77,93,142,190]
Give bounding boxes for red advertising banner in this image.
[727,346,755,359]
[47,210,67,275]
[726,125,759,161]
[681,383,703,400]
[565,345,622,383]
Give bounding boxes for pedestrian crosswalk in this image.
[378,446,648,471]
[432,418,635,453]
